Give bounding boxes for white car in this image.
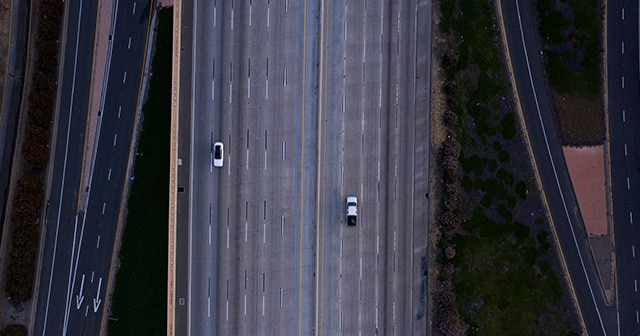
[213,142,224,167]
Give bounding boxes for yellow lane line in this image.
[315,0,330,334]
[299,0,308,335]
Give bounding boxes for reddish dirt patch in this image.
[562,146,607,236]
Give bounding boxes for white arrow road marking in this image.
[76,274,85,309]
[93,277,102,313]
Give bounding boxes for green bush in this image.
[5,0,64,302]
[0,324,28,336]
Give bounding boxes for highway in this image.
[32,1,153,335]
[318,0,431,335]
[182,0,318,334]
[176,0,432,335]
[608,2,640,335]
[499,1,616,335]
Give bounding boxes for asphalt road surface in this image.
[318,0,431,335]
[32,1,152,335]
[499,1,616,335]
[178,0,431,335]
[183,1,318,334]
[608,2,640,335]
